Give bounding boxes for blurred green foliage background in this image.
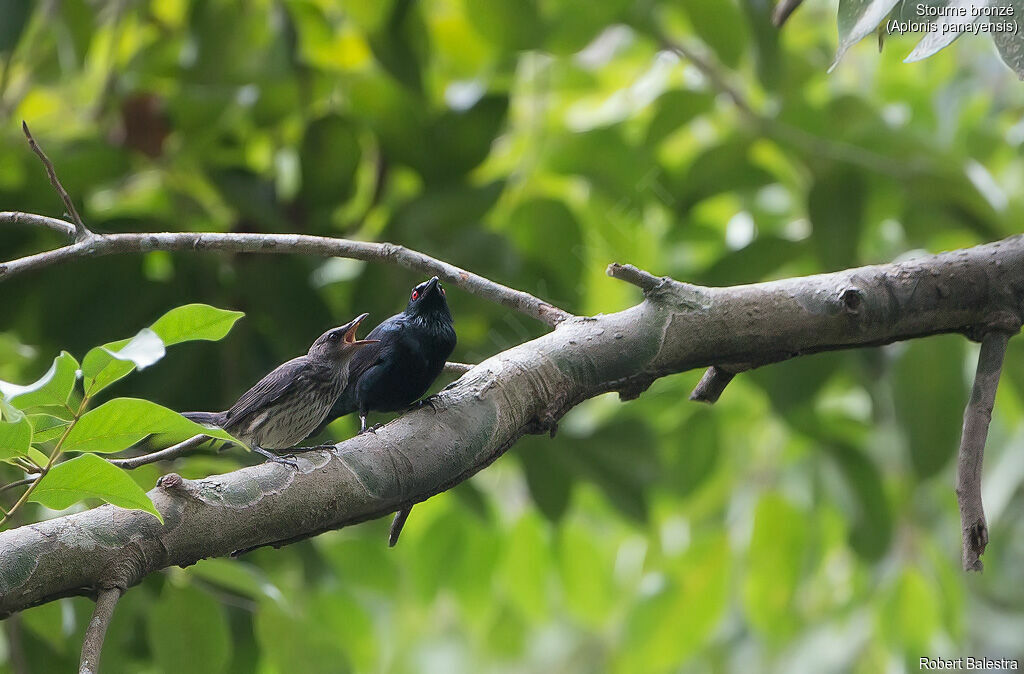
[2,0,1024,671]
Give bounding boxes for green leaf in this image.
[808,167,865,270]
[300,115,362,209]
[27,412,70,445]
[517,436,573,522]
[465,0,543,52]
[892,336,967,479]
[681,0,748,68]
[504,198,585,309]
[0,352,79,411]
[499,514,551,621]
[823,442,893,561]
[0,0,33,54]
[645,89,715,147]
[82,329,166,395]
[992,1,1024,78]
[564,419,658,523]
[82,304,244,395]
[667,408,720,497]
[148,584,231,674]
[29,453,162,521]
[742,493,807,641]
[831,0,899,71]
[150,303,245,345]
[0,404,32,462]
[879,569,941,652]
[619,535,731,671]
[255,599,351,674]
[62,398,237,454]
[904,2,989,63]
[558,523,616,625]
[187,558,282,601]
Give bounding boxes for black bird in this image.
[321,276,457,434]
[184,314,377,467]
[315,277,456,545]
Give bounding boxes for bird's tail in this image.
[182,411,225,427]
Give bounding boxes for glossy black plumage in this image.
[319,276,456,434]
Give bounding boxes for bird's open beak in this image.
[342,313,378,346]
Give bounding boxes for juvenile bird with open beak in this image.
[184,313,377,467]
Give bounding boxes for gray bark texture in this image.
[1,235,1022,617]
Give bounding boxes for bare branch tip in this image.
[689,366,737,404]
[21,121,92,241]
[606,263,663,294]
[955,330,1009,572]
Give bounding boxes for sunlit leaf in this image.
[29,453,162,521]
[618,535,731,671]
[62,398,237,454]
[992,0,1024,78]
[0,352,79,411]
[0,404,32,461]
[832,0,900,71]
[82,305,243,395]
[904,0,989,63]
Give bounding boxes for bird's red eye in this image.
[411,291,419,300]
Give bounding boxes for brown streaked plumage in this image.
[183,313,377,466]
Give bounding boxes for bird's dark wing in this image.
[225,356,325,424]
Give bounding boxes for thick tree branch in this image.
[0,215,571,327]
[1,235,1021,616]
[956,328,1015,572]
[79,588,121,674]
[20,122,92,242]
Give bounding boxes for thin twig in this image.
[0,477,34,495]
[0,210,77,238]
[956,330,1012,572]
[772,0,804,27]
[79,587,121,674]
[107,434,210,470]
[0,217,572,328]
[21,122,91,241]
